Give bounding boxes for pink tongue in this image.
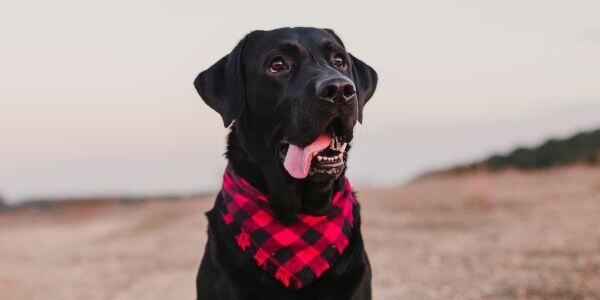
[283,134,332,179]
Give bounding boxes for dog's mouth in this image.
[277,120,349,180]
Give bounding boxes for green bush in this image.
[482,129,600,171]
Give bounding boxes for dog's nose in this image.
[316,76,356,103]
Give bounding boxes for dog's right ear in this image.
[194,36,248,127]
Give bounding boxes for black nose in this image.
[316,76,356,103]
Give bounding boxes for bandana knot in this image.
[219,167,358,289]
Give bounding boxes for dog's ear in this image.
[349,54,378,123]
[194,36,248,127]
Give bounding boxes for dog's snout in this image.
[316,77,356,103]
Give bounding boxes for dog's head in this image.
[195,27,377,215]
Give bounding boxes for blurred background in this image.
[1,0,599,299]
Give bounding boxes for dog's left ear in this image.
[194,35,249,127]
[349,54,378,123]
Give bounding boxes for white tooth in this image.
[340,143,347,152]
[317,156,323,161]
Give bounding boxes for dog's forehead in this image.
[247,27,344,54]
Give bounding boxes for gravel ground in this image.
[1,165,599,299]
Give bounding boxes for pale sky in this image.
[1,0,600,203]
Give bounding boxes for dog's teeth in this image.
[317,156,323,161]
[330,137,343,150]
[340,143,347,152]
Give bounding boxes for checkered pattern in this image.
[219,167,358,289]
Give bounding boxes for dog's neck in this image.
[225,125,345,217]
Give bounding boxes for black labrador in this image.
[194,27,377,300]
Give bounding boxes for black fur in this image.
[194,27,377,299]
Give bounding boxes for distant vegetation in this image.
[455,128,600,173]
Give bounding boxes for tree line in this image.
[461,128,600,172]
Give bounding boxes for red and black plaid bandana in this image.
[219,167,358,289]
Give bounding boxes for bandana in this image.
[219,167,358,289]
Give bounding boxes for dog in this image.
[194,27,377,299]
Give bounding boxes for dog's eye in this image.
[268,57,288,73]
[332,54,346,69]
